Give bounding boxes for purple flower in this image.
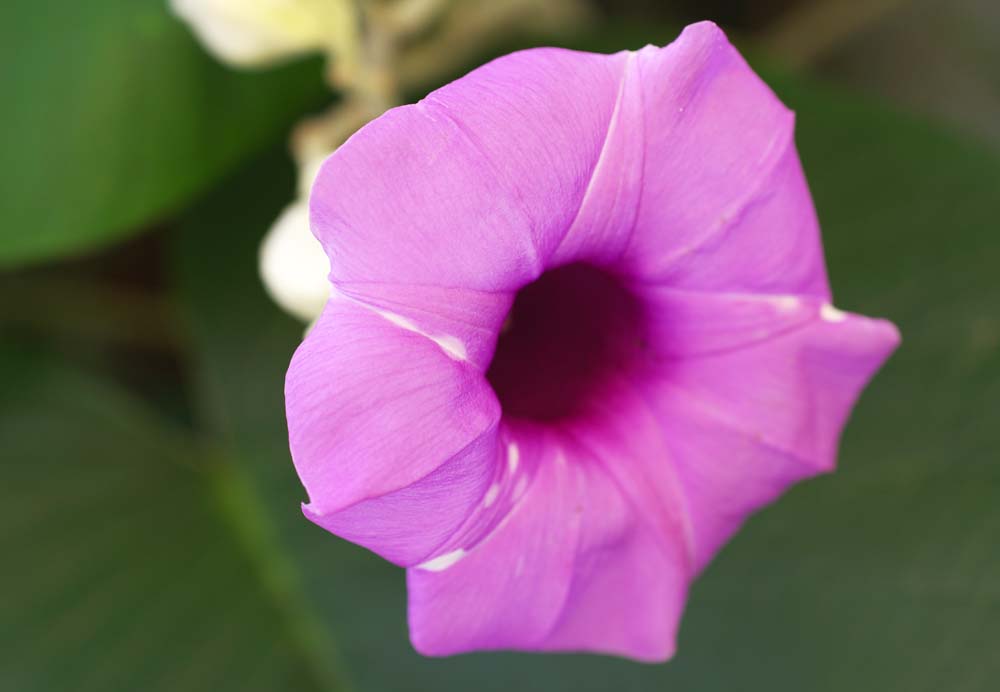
[285,21,899,661]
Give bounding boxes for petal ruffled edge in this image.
[286,296,502,565]
[407,421,689,661]
[643,295,900,570]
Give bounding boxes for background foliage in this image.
[2,1,998,690]
[0,0,326,268]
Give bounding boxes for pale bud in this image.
[258,102,377,322]
[170,0,358,68]
[258,198,331,323]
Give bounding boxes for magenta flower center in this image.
[486,263,648,422]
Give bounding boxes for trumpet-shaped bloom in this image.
[286,22,900,661]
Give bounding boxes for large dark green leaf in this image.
[0,0,325,268]
[0,345,346,691]
[172,61,1000,692]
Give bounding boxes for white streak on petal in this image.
[432,335,468,361]
[772,295,800,313]
[376,310,419,331]
[371,308,468,361]
[507,442,520,474]
[416,548,466,572]
[483,483,500,508]
[513,476,527,499]
[820,303,848,323]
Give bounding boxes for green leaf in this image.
[0,345,346,691]
[0,0,326,268]
[172,60,1000,691]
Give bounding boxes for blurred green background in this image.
[2,0,998,690]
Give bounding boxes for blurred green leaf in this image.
[0,0,326,268]
[0,345,345,691]
[172,49,1000,692]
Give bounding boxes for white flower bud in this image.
[258,104,371,323]
[170,0,358,68]
[259,199,331,323]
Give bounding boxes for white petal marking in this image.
[416,549,466,572]
[820,303,848,323]
[507,442,520,474]
[513,476,528,500]
[431,334,468,361]
[370,306,468,361]
[772,295,800,313]
[483,483,500,508]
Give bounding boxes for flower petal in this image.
[286,296,501,565]
[408,417,690,661]
[309,47,631,293]
[547,51,646,266]
[333,281,512,371]
[624,22,828,297]
[641,298,900,570]
[635,284,819,358]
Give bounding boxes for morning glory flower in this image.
[285,22,900,661]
